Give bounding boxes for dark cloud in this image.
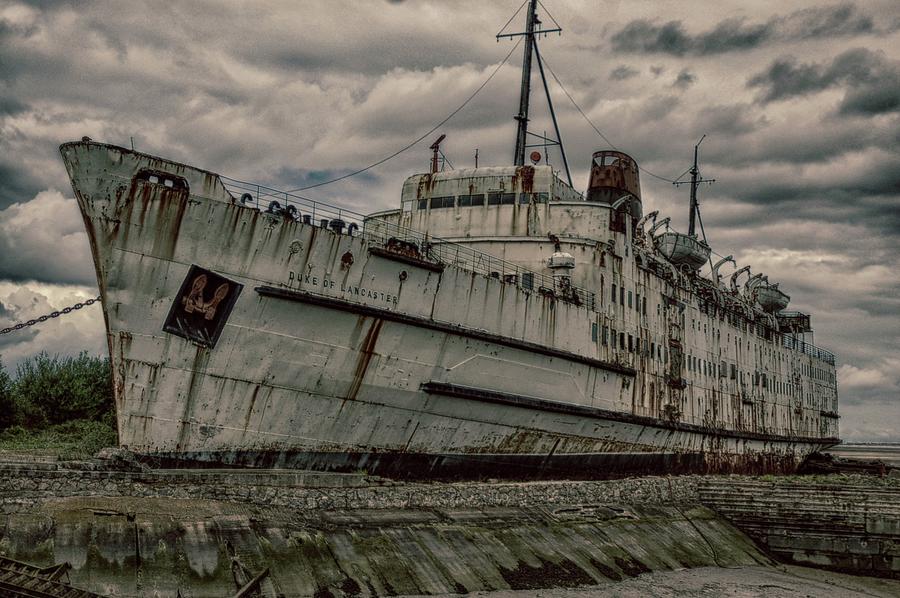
[672,68,695,89]
[0,162,44,210]
[609,65,638,81]
[611,3,886,56]
[780,2,876,39]
[0,95,27,115]
[747,48,900,115]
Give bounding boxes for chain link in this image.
[0,296,102,335]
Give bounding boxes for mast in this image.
[675,135,714,236]
[513,0,538,166]
[688,138,701,235]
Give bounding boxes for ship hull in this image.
[60,141,836,479]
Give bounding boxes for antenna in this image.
[673,135,715,236]
[497,0,562,167]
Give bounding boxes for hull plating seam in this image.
[255,285,636,376]
[421,382,840,446]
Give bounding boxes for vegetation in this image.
[0,352,117,458]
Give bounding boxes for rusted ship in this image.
[59,2,838,478]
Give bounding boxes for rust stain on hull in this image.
[347,318,384,401]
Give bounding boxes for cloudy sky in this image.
[1,0,897,441]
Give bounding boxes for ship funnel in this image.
[586,150,642,219]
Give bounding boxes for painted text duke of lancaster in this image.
[284,272,399,305]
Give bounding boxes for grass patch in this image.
[0,418,117,459]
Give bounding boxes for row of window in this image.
[610,283,648,315]
[417,192,550,210]
[590,322,815,396]
[592,323,667,362]
[804,363,835,385]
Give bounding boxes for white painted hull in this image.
[60,141,836,478]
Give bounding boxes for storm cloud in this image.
[747,48,900,115]
[611,3,887,56]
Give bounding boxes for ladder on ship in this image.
[0,555,103,598]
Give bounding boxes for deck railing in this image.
[782,335,835,365]
[221,177,596,310]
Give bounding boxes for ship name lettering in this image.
[284,271,397,304]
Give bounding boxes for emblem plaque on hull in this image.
[163,265,243,347]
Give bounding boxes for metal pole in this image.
[513,0,538,166]
[688,135,705,236]
[533,37,572,186]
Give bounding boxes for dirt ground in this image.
[424,565,900,598]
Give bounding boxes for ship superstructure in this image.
[58,1,838,478]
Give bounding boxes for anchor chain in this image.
[0,296,101,335]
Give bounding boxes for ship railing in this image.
[781,335,835,365]
[221,177,596,310]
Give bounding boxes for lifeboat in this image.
[654,232,711,270]
[757,283,790,312]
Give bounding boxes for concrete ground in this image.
[431,565,900,597]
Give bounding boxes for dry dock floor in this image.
[444,565,900,597]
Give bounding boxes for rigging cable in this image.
[286,40,523,193]
[539,55,680,184]
[496,0,530,37]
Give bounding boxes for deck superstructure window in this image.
[620,287,625,305]
[628,291,633,308]
[534,192,548,203]
[612,284,617,303]
[459,194,485,207]
[619,332,625,350]
[519,193,530,204]
[430,196,454,209]
[488,192,502,205]
[501,192,517,204]
[418,198,427,210]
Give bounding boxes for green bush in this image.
[13,351,113,427]
[0,358,13,429]
[0,352,117,457]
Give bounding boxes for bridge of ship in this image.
[222,176,596,309]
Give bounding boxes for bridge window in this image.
[418,198,427,210]
[501,192,517,205]
[430,196,454,209]
[459,194,484,207]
